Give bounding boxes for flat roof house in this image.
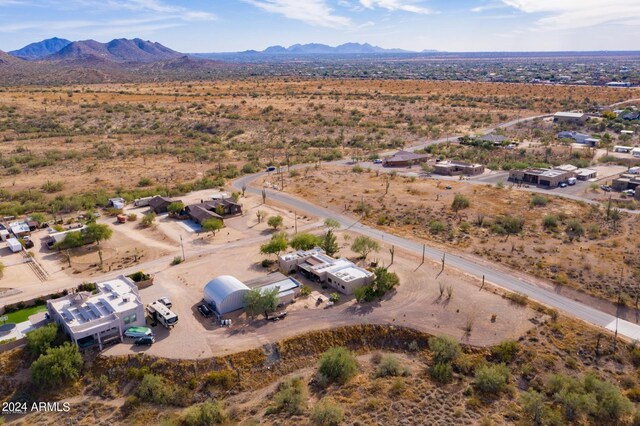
[245,272,302,306]
[9,221,30,238]
[557,131,599,146]
[278,248,373,295]
[554,112,589,124]
[433,161,485,176]
[613,174,640,191]
[383,150,429,167]
[47,275,145,350]
[509,168,576,187]
[477,134,509,145]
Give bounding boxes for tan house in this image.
[509,168,575,187]
[433,161,485,176]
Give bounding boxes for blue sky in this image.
[1,0,639,52]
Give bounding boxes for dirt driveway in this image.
[103,232,538,359]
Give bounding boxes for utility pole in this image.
[294,211,297,234]
[180,235,185,261]
[441,253,446,271]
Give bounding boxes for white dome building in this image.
[203,275,250,315]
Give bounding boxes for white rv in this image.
[146,300,178,328]
[134,196,158,207]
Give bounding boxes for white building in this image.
[204,275,250,315]
[7,237,22,253]
[632,148,640,158]
[279,248,373,295]
[47,275,145,350]
[9,221,30,238]
[557,131,599,146]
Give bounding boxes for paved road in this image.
[232,173,640,341]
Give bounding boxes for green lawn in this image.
[4,305,47,324]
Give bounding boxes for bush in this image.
[429,220,446,234]
[317,347,358,386]
[351,165,364,173]
[474,363,510,394]
[182,401,228,426]
[142,212,156,227]
[272,376,308,415]
[375,354,404,378]
[31,342,83,386]
[531,194,549,207]
[300,285,312,297]
[491,340,519,363]
[204,370,236,390]
[505,292,528,306]
[171,256,184,265]
[311,399,344,426]
[429,335,461,364]
[26,323,58,357]
[127,213,137,221]
[430,362,453,384]
[542,214,558,229]
[137,374,170,404]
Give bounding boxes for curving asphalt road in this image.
[231,106,640,341]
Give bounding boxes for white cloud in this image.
[360,0,433,14]
[503,0,640,29]
[244,0,353,28]
[471,2,507,13]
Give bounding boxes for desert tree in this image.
[260,232,288,258]
[268,215,284,230]
[451,193,470,218]
[351,236,380,262]
[201,218,224,236]
[85,223,113,267]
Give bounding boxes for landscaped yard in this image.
[5,305,47,324]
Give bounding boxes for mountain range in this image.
[6,37,183,63]
[259,42,411,55]
[9,37,71,60]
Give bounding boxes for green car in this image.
[124,326,153,338]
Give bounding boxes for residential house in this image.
[383,150,429,167]
[185,198,242,225]
[509,168,576,187]
[148,196,177,214]
[47,275,146,350]
[553,112,589,124]
[278,248,373,295]
[557,131,600,146]
[477,133,509,145]
[613,174,640,191]
[433,161,485,176]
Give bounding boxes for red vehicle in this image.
[116,214,127,223]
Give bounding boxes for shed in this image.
[148,196,176,214]
[7,237,22,253]
[203,275,250,315]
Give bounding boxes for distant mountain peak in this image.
[259,42,413,55]
[45,38,182,63]
[9,37,72,60]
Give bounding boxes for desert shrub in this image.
[429,220,446,234]
[317,347,358,386]
[271,376,308,415]
[142,212,156,227]
[375,354,404,378]
[430,362,453,384]
[351,165,364,173]
[474,364,510,394]
[491,340,519,363]
[505,292,528,306]
[171,256,184,265]
[531,194,549,207]
[204,370,236,390]
[137,374,170,404]
[31,342,83,386]
[542,214,558,229]
[182,401,227,426]
[311,399,344,426]
[127,213,137,221]
[41,180,64,193]
[428,335,461,364]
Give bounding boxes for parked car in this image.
[373,159,383,164]
[266,166,276,172]
[158,297,172,308]
[134,336,155,346]
[22,236,34,249]
[445,185,452,190]
[624,189,636,196]
[601,185,612,192]
[559,182,568,188]
[124,326,154,338]
[267,311,288,321]
[197,303,213,317]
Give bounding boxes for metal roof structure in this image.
[204,275,250,315]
